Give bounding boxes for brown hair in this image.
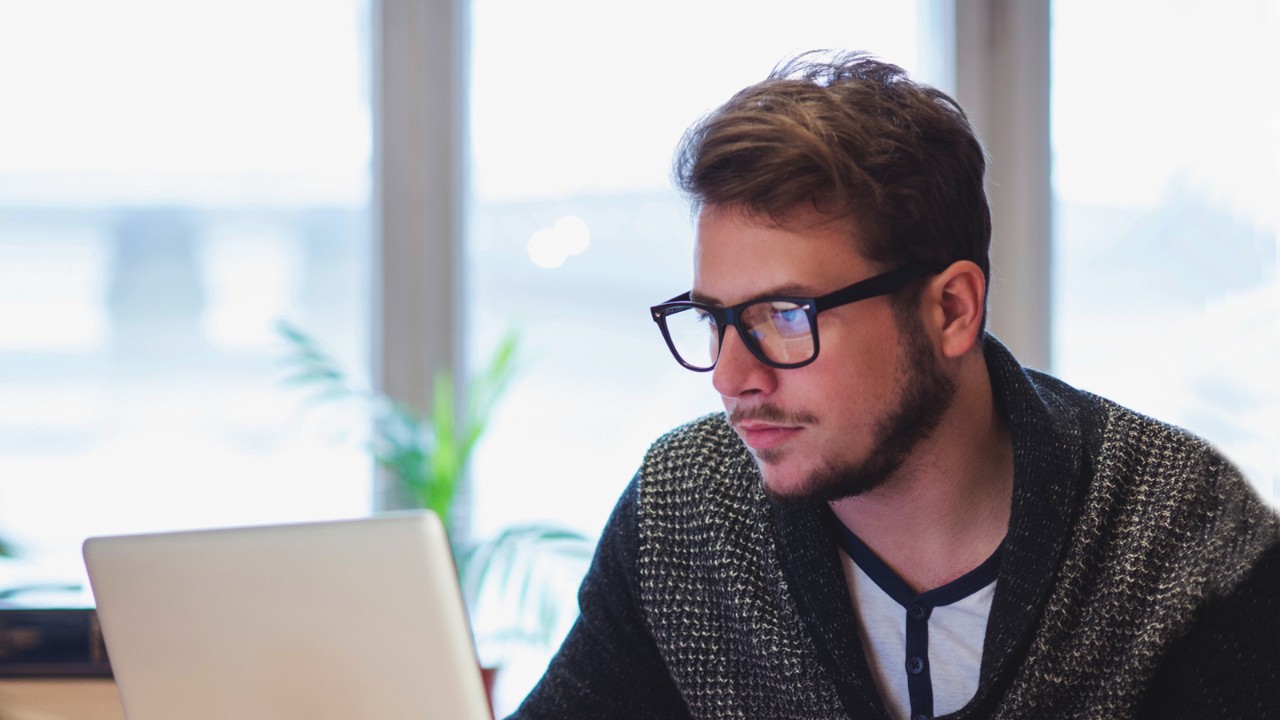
[674,50,991,294]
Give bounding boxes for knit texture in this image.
[634,339,1279,719]
[638,415,848,719]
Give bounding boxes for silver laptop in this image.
[83,511,493,720]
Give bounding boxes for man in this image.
[508,52,1279,719]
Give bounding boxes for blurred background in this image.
[0,0,1275,713]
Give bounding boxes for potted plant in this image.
[276,321,592,690]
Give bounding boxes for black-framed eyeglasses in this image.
[649,262,946,371]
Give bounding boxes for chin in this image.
[756,453,893,505]
[756,459,834,505]
[759,474,806,503]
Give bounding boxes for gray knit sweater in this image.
[511,339,1279,719]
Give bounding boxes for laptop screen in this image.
[83,512,492,720]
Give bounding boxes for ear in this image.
[925,260,986,359]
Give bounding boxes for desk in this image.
[0,679,123,720]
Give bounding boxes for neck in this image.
[829,353,1013,593]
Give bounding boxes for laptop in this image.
[82,511,493,720]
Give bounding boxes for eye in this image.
[769,303,809,335]
[694,307,717,328]
[774,306,803,322]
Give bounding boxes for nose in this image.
[711,325,778,400]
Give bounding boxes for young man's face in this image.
[693,204,955,502]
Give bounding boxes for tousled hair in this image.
[674,51,992,305]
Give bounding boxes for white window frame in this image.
[371,0,469,513]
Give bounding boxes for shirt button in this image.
[906,656,926,675]
[912,715,931,720]
[908,603,930,621]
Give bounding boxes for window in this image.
[0,1,372,603]
[1051,0,1278,505]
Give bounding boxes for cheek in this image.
[803,339,899,414]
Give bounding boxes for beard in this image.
[759,312,958,504]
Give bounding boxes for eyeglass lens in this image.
[663,300,815,369]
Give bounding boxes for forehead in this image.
[692,205,873,304]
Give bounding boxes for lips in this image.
[734,422,803,451]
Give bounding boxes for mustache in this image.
[728,404,818,426]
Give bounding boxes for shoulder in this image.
[1035,385,1280,619]
[1021,359,1263,526]
[991,337,1278,591]
[1091,394,1265,510]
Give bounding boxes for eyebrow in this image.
[689,284,819,306]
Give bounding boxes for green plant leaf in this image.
[278,320,597,652]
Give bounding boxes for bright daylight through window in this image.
[0,1,372,605]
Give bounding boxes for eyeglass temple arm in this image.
[812,262,948,312]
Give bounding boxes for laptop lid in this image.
[83,511,492,720]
